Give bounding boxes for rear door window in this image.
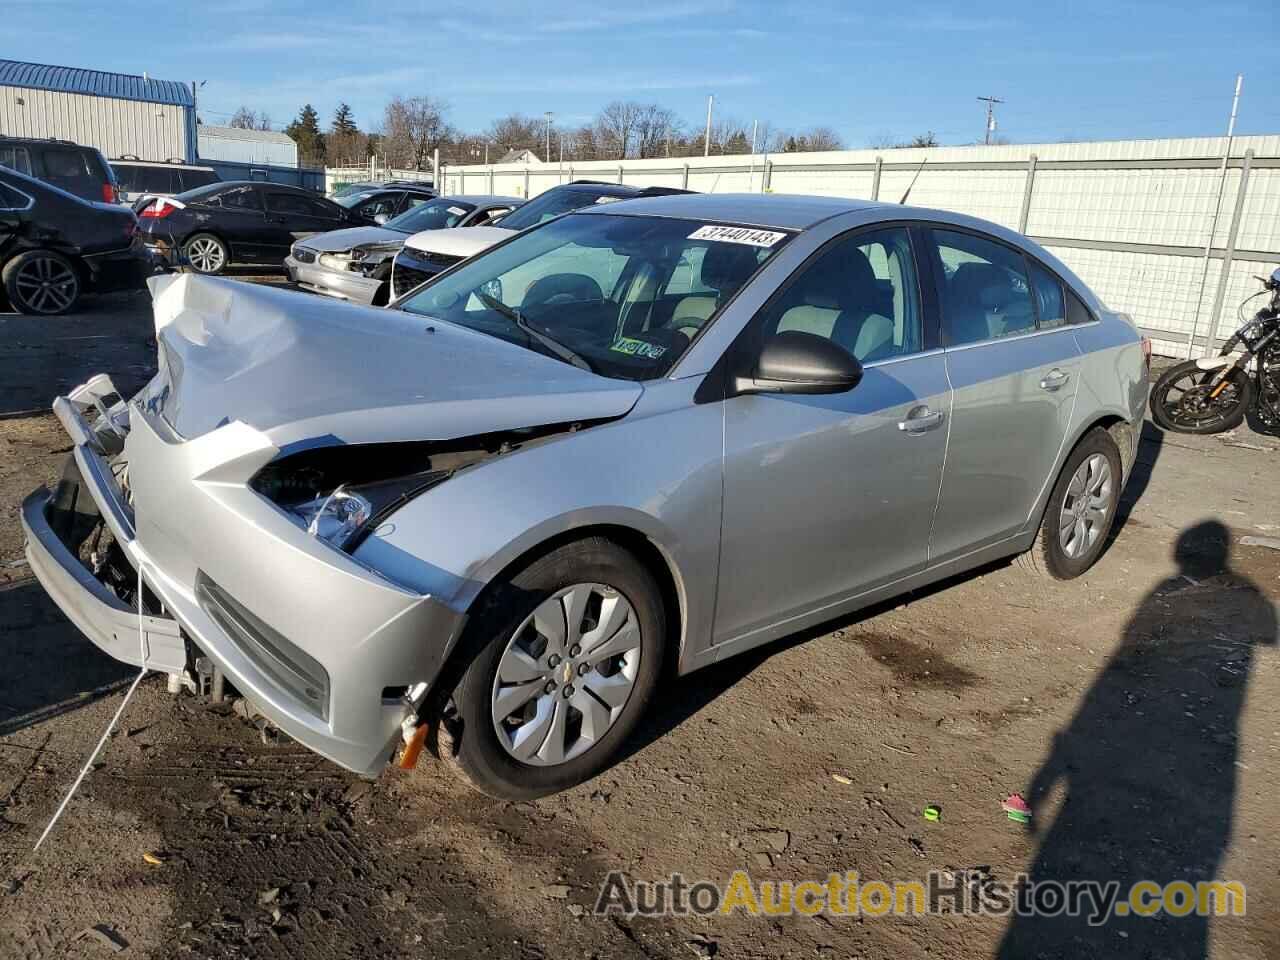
[217,185,263,211]
[1027,260,1067,330]
[265,192,316,216]
[179,169,218,191]
[42,149,100,196]
[931,229,1037,346]
[0,146,33,175]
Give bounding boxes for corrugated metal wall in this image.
[436,135,1280,356]
[198,129,298,166]
[0,85,190,161]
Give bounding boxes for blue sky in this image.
[7,0,1280,147]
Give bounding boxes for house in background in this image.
[0,58,196,162]
[496,148,541,165]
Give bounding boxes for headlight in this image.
[282,470,451,551]
[289,486,373,549]
[318,252,354,272]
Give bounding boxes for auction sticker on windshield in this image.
[688,225,787,247]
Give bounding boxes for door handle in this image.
[1040,368,1071,390]
[898,405,945,434]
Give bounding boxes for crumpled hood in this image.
[144,274,641,450]
[404,225,513,258]
[294,225,407,253]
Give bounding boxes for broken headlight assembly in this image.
[319,243,401,275]
[282,471,449,551]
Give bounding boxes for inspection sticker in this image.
[610,337,667,359]
[688,225,786,247]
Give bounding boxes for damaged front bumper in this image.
[284,255,386,305]
[21,374,467,776]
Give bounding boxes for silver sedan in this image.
[22,193,1147,799]
[284,194,521,305]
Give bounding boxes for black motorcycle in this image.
[1151,267,1280,435]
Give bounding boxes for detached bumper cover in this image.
[21,374,467,776]
[285,255,385,305]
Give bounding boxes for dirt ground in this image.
[1,283,1278,960]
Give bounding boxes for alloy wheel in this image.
[186,237,225,273]
[1059,453,1113,559]
[13,255,79,314]
[490,583,642,766]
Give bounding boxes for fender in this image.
[1195,356,1233,370]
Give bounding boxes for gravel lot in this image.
[1,281,1278,960]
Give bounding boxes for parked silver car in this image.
[285,194,520,305]
[22,194,1147,799]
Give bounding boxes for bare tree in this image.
[633,104,679,158]
[230,106,272,131]
[382,95,450,170]
[595,101,643,159]
[487,114,543,157]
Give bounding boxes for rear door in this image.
[925,226,1082,563]
[715,225,951,644]
[262,191,345,255]
[206,184,270,261]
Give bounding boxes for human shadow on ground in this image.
[997,520,1276,958]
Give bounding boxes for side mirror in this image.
[734,331,863,396]
[374,213,389,225]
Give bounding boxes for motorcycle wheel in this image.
[1150,360,1252,434]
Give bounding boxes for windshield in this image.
[385,197,476,233]
[332,182,376,198]
[495,187,623,232]
[398,213,791,381]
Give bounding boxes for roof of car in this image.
[453,194,522,206]
[213,180,315,193]
[580,192,885,230]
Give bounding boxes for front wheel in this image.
[443,538,665,800]
[1150,359,1251,434]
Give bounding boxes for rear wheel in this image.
[1018,429,1122,580]
[1151,359,1250,434]
[442,538,665,800]
[3,250,82,315]
[183,233,228,275]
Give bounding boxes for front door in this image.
[925,227,1082,563]
[715,225,950,644]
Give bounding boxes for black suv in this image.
[137,181,377,275]
[0,136,119,204]
[111,158,220,210]
[0,166,149,315]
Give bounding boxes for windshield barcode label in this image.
[688,225,786,247]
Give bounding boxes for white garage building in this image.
[0,58,197,162]
[197,125,298,167]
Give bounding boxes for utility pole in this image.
[704,95,714,157]
[1186,73,1244,358]
[977,95,1004,145]
[544,111,553,164]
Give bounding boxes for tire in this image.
[443,538,665,800]
[1150,358,1250,434]
[2,250,82,315]
[183,233,228,275]
[1018,429,1123,581]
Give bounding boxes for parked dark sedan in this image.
[333,184,438,224]
[0,165,150,315]
[137,181,376,275]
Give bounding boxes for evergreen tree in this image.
[285,104,326,166]
[332,103,357,135]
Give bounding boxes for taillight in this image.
[140,200,173,219]
[102,182,118,204]
[1141,336,1152,370]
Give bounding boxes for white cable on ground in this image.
[33,559,149,853]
